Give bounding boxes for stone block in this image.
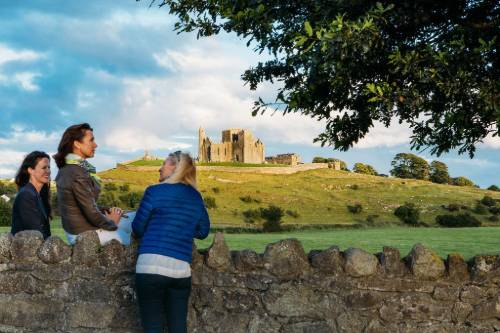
[232,249,263,271]
[344,248,378,277]
[72,231,100,266]
[309,245,344,275]
[451,301,473,324]
[471,255,500,279]
[263,283,328,318]
[67,302,116,328]
[248,314,281,333]
[468,296,500,320]
[0,296,64,329]
[191,242,204,269]
[206,232,231,271]
[345,290,387,309]
[378,246,407,277]
[10,230,43,263]
[446,253,469,281]
[263,238,309,279]
[407,243,445,280]
[460,285,486,305]
[0,232,13,263]
[282,321,332,333]
[99,239,126,268]
[37,236,72,264]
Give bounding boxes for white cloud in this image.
[481,133,500,149]
[104,128,192,153]
[0,127,59,145]
[354,120,412,149]
[14,72,40,91]
[441,157,497,168]
[0,150,27,178]
[0,43,41,65]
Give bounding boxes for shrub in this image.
[350,184,360,190]
[488,215,499,222]
[436,213,481,227]
[487,185,499,191]
[119,191,143,209]
[394,203,420,226]
[97,191,121,208]
[366,214,379,223]
[0,182,17,196]
[261,205,284,232]
[473,203,488,215]
[240,195,261,203]
[489,207,500,215]
[0,198,12,226]
[444,203,460,212]
[347,203,363,214]
[203,196,217,209]
[285,209,300,218]
[451,176,474,187]
[104,183,118,191]
[353,163,378,175]
[212,187,220,194]
[242,209,262,223]
[480,195,496,207]
[118,184,130,192]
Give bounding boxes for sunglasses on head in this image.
[169,150,182,160]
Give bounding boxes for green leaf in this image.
[304,21,313,37]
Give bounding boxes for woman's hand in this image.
[105,207,123,225]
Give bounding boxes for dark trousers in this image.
[135,273,192,333]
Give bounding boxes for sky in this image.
[0,1,499,188]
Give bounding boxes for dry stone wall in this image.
[0,230,498,333]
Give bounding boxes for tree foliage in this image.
[390,153,429,180]
[429,161,450,184]
[148,0,499,157]
[353,163,378,175]
[451,176,475,187]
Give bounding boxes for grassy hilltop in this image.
[99,167,500,227]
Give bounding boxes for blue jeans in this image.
[135,273,192,333]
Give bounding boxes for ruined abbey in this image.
[198,128,265,163]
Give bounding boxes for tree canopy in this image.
[353,162,378,175]
[148,0,498,157]
[390,153,429,180]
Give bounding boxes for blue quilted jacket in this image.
[132,182,210,263]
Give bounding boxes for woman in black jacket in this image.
[11,151,52,239]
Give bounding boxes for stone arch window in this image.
[232,134,238,142]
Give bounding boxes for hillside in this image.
[98,167,500,227]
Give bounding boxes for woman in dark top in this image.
[11,151,52,239]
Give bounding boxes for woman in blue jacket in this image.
[132,151,210,333]
[11,151,52,238]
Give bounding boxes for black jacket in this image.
[55,164,117,235]
[11,182,51,239]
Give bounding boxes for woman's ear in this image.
[27,167,34,177]
[73,140,80,153]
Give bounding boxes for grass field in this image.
[1,220,498,259]
[99,168,500,226]
[128,160,287,167]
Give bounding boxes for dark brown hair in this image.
[15,151,52,219]
[53,123,93,168]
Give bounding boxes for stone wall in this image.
[0,230,498,333]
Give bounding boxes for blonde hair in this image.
[163,151,197,188]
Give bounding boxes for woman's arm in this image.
[132,187,153,238]
[72,175,118,231]
[194,206,210,240]
[15,191,43,231]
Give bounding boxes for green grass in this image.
[193,227,500,260]
[99,168,500,226]
[2,223,497,259]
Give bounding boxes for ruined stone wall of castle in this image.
[0,230,498,333]
[199,129,264,163]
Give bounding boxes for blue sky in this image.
[0,1,499,187]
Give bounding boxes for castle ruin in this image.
[198,128,264,163]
